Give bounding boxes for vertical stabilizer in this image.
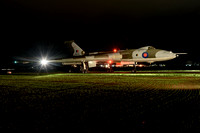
[64,41,85,56]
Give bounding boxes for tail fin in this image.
[64,41,85,56]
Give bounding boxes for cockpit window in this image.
[139,46,156,50]
[148,46,155,50]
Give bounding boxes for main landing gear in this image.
[81,61,89,73]
[80,61,137,73]
[107,63,114,73]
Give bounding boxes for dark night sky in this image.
[1,0,200,64]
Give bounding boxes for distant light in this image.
[7,71,12,74]
[113,49,117,53]
[138,64,143,67]
[185,64,192,67]
[40,59,48,65]
[14,61,17,64]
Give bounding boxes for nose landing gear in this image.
[131,62,137,73]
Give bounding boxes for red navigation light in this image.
[113,49,117,53]
[108,60,112,64]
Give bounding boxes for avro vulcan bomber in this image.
[40,41,186,73]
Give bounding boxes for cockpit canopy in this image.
[139,46,156,50]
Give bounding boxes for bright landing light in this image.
[40,59,49,65]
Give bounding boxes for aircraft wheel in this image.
[131,69,137,73]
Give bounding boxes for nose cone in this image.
[156,50,176,61]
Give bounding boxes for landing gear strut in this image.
[107,63,114,73]
[132,62,137,73]
[81,61,88,73]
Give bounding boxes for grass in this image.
[1,72,200,90]
[0,71,200,132]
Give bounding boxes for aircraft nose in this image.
[156,50,176,59]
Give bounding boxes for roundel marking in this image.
[142,52,149,58]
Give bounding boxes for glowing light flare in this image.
[113,49,117,53]
[138,64,143,67]
[108,60,113,64]
[7,71,12,74]
[40,59,49,65]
